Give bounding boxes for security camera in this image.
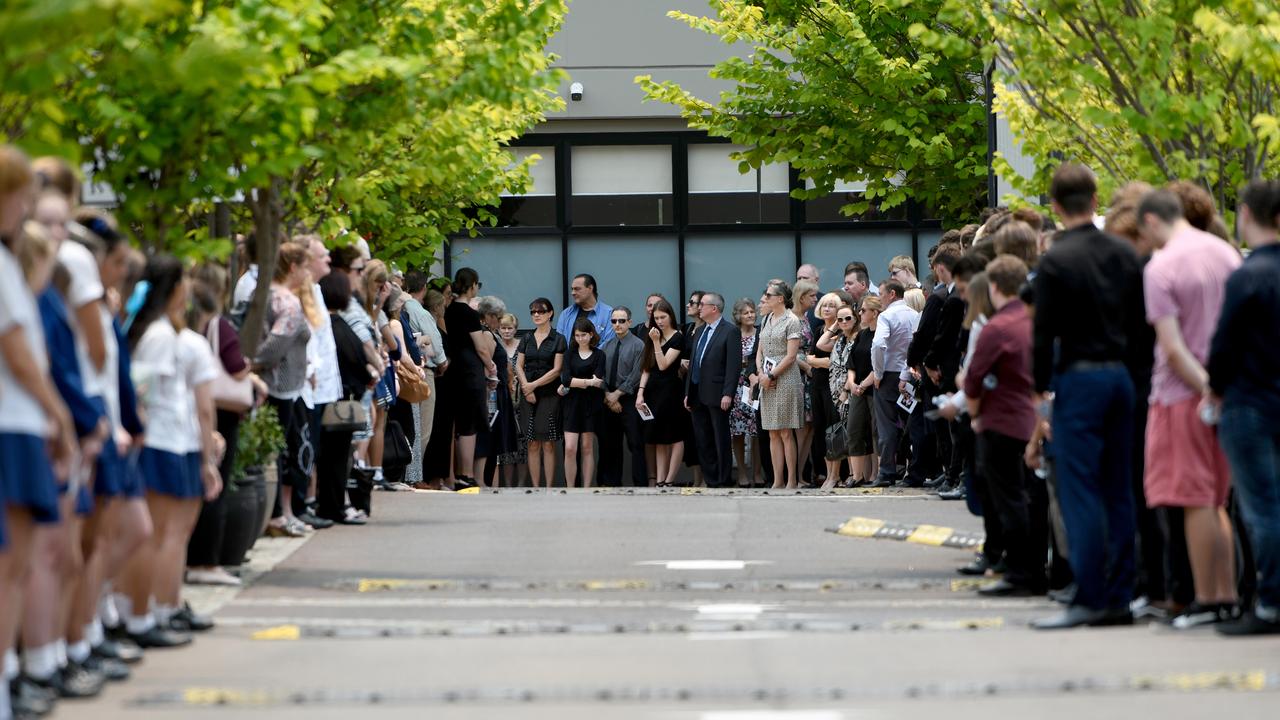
[570,82,584,102]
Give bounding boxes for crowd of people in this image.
[2,140,1280,716]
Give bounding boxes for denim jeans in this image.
[1051,367,1136,610]
[1219,403,1280,613]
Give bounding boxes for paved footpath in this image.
[61,488,1279,719]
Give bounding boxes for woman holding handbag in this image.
[316,272,375,524]
[817,303,859,490]
[381,287,423,488]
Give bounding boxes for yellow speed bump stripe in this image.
[831,516,984,549]
[357,578,457,592]
[250,624,300,641]
[580,579,649,591]
[456,486,481,494]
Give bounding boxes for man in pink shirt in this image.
[1138,188,1243,629]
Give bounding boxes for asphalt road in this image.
[62,488,1280,719]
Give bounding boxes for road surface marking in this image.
[696,604,771,617]
[250,624,300,641]
[831,516,984,549]
[702,713,846,720]
[883,617,1004,631]
[636,561,773,570]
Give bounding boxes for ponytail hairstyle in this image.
[126,254,185,349]
[765,279,794,309]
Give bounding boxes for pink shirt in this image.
[1143,225,1241,406]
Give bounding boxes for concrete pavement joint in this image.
[183,534,314,616]
[129,669,1280,709]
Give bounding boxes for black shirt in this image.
[519,329,567,398]
[331,313,370,400]
[851,328,874,383]
[1032,223,1145,393]
[444,300,485,386]
[1207,244,1280,413]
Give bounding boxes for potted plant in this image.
[221,404,286,566]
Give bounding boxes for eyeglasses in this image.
[610,318,628,324]
[530,308,550,315]
[698,301,717,307]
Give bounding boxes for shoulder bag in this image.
[396,359,431,403]
[321,398,368,433]
[206,318,254,413]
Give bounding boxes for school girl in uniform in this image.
[117,256,221,648]
[0,145,77,720]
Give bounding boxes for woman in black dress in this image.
[515,297,566,488]
[560,316,606,488]
[476,296,519,489]
[847,295,881,486]
[635,298,685,487]
[423,288,455,488]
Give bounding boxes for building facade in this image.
[447,0,946,320]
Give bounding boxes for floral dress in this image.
[729,332,758,437]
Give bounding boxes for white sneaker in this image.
[185,568,243,586]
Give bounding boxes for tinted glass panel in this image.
[566,234,680,319]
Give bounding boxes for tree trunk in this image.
[239,178,284,358]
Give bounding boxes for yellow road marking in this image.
[357,578,456,592]
[950,579,986,592]
[906,524,954,546]
[581,579,650,591]
[250,624,300,641]
[834,516,885,538]
[456,486,481,494]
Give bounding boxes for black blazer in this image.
[684,320,743,406]
[925,292,966,392]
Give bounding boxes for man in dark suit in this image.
[923,246,968,495]
[684,292,742,488]
[904,248,957,486]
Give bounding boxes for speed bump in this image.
[830,516,984,549]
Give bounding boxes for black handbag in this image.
[347,465,374,516]
[824,399,850,460]
[382,420,412,471]
[322,399,367,433]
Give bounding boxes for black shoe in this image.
[938,483,966,500]
[895,479,924,489]
[957,554,990,576]
[924,473,948,489]
[454,476,476,490]
[128,624,193,648]
[92,638,143,665]
[9,677,54,717]
[170,602,215,633]
[977,578,1043,597]
[1216,611,1280,637]
[25,662,105,700]
[868,476,895,488]
[81,653,130,682]
[104,622,129,642]
[296,511,334,529]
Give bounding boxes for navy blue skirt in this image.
[139,447,202,499]
[0,432,61,526]
[120,448,144,498]
[94,433,126,497]
[57,482,94,517]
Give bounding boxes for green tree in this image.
[945,0,1278,210]
[637,0,989,222]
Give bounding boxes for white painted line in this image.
[687,631,790,642]
[695,603,771,617]
[635,560,773,570]
[696,707,844,712]
[229,597,1043,611]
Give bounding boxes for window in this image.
[804,178,908,223]
[801,231,914,289]
[570,145,673,226]
[450,235,561,315]
[685,233,795,316]
[687,144,790,225]
[495,147,557,227]
[566,234,680,318]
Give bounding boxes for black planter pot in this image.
[220,469,265,567]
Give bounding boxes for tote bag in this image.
[206,318,254,413]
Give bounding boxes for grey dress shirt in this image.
[403,297,447,368]
[602,331,645,395]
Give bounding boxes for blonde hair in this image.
[963,273,993,330]
[904,288,926,313]
[792,279,820,309]
[816,291,843,318]
[362,259,389,321]
[888,255,917,276]
[18,220,55,287]
[297,276,325,328]
[499,312,518,329]
[0,145,33,195]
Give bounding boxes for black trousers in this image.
[689,386,733,487]
[873,371,904,482]
[386,398,416,484]
[268,396,313,517]
[187,409,241,566]
[599,394,646,487]
[316,427,355,521]
[978,429,1048,590]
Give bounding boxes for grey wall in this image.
[548,0,740,120]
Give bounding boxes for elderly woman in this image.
[474,296,519,488]
[808,291,844,486]
[815,301,858,490]
[757,280,804,489]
